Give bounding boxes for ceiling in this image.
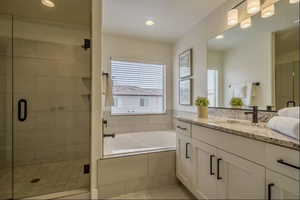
[0,0,91,27]
[103,0,227,43]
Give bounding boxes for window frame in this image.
[110,58,167,116]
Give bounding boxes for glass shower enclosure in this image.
[0,0,91,199]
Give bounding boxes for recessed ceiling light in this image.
[216,35,224,39]
[41,0,55,8]
[145,20,155,26]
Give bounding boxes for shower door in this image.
[0,0,91,198]
[0,14,13,200]
[12,18,91,198]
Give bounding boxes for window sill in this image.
[110,112,168,116]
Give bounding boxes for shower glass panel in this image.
[13,17,91,198]
[0,14,13,200]
[0,0,92,198]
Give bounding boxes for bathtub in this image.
[103,130,176,158]
[99,130,177,198]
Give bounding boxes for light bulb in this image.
[240,18,252,29]
[262,4,275,18]
[247,0,261,14]
[227,9,239,26]
[216,35,224,39]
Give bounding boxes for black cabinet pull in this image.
[210,155,215,175]
[185,143,190,159]
[268,183,274,200]
[217,158,222,180]
[18,99,27,122]
[177,126,187,131]
[277,159,300,170]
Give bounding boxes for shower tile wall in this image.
[104,111,173,134]
[13,35,91,166]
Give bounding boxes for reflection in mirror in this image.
[207,0,299,111]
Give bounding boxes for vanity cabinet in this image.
[176,132,193,189]
[193,139,265,200]
[266,170,299,200]
[193,140,220,199]
[175,119,300,200]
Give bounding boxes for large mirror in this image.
[207,0,299,111]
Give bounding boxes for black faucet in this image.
[245,106,258,124]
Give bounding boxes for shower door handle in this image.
[18,99,27,122]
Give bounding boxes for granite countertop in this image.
[176,115,300,151]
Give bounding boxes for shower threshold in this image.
[23,189,89,200]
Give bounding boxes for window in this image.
[111,60,165,115]
[207,69,219,107]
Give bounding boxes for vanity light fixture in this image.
[227,9,239,26]
[261,4,275,18]
[247,0,261,14]
[290,0,300,4]
[41,0,55,7]
[240,17,252,29]
[216,35,224,39]
[145,20,155,26]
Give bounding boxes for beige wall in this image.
[173,0,263,113]
[103,34,174,134]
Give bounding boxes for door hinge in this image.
[83,164,90,174]
[82,39,91,50]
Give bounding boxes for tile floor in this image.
[0,159,89,199]
[59,184,195,200]
[111,184,196,200]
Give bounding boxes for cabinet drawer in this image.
[176,120,191,137]
[192,125,266,165]
[266,144,300,180]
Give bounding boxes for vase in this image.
[197,106,208,118]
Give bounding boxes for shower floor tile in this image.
[0,159,89,199]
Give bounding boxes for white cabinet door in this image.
[266,170,300,200]
[176,133,193,189]
[217,150,266,200]
[193,140,219,200]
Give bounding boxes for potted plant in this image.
[230,97,244,108]
[195,97,210,118]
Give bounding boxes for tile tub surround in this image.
[98,151,177,199]
[103,130,176,158]
[176,115,299,151]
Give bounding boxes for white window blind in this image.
[111,60,165,115]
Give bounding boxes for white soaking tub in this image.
[103,130,176,158]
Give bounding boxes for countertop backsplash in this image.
[173,108,277,123]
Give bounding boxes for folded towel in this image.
[267,116,299,139]
[278,107,299,119]
[232,85,246,98]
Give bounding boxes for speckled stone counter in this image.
[176,115,300,151]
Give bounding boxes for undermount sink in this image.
[209,118,267,128]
